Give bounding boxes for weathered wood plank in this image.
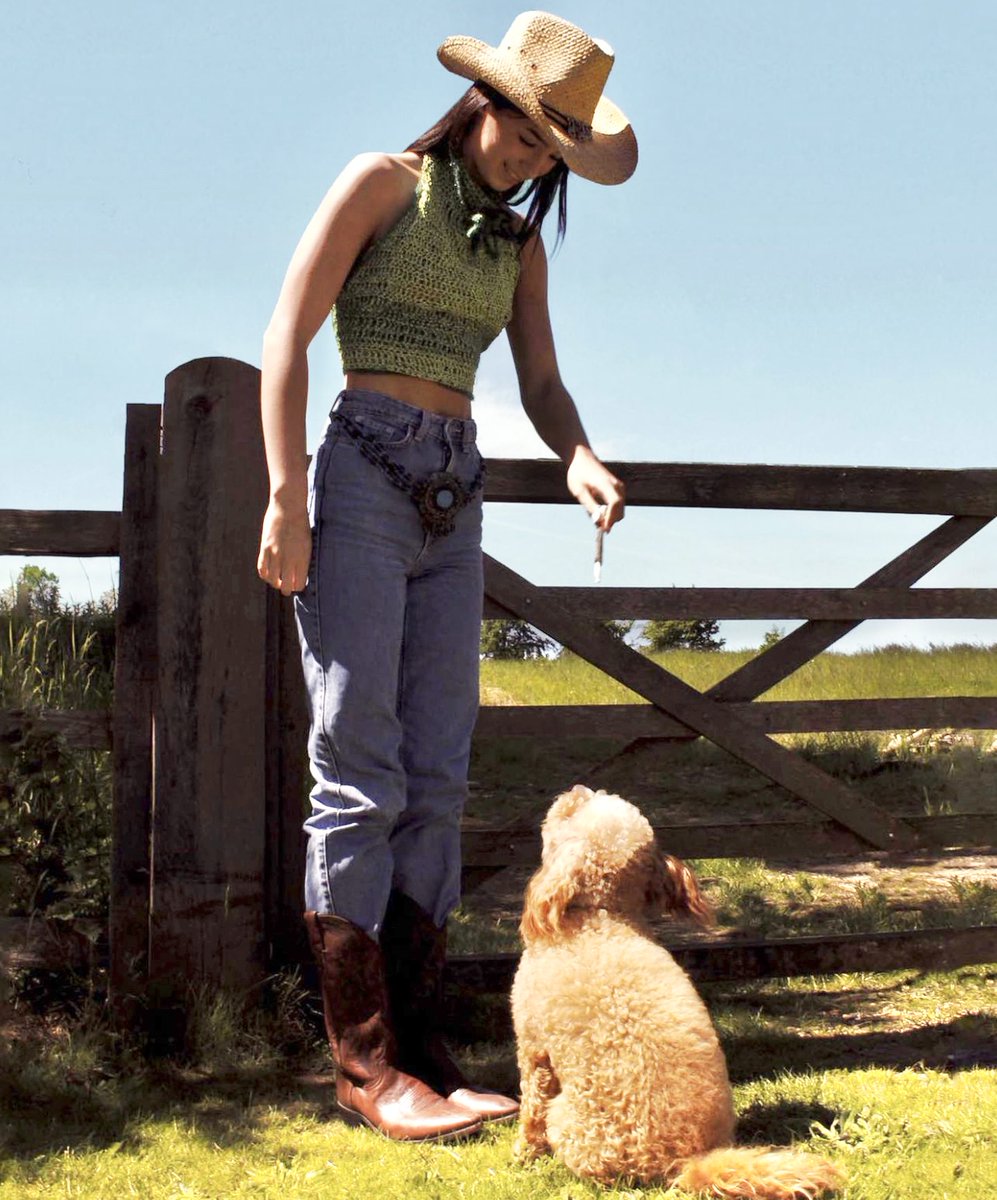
[474,697,997,738]
[483,461,997,515]
[16,920,991,990]
[151,358,270,999]
[8,682,992,755]
[0,707,112,750]
[483,554,920,851]
[0,509,120,556]
[677,925,997,980]
[444,926,997,992]
[461,814,997,869]
[109,404,160,1013]
[709,515,993,705]
[265,588,310,970]
[483,587,997,621]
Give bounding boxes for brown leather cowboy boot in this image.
[304,911,482,1141]
[380,890,519,1123]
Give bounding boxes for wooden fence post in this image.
[109,404,160,1014]
[149,357,270,1007]
[264,585,310,970]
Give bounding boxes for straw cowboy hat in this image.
[437,10,637,185]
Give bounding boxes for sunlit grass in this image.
[1,966,995,1198]
[474,645,997,829]
[481,644,997,706]
[2,619,995,1197]
[448,864,997,956]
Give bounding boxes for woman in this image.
[257,11,636,1143]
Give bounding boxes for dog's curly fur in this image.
[511,785,843,1197]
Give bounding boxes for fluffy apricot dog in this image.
[510,785,843,1197]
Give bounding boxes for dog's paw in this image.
[512,1135,547,1163]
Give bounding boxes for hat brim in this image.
[437,35,637,185]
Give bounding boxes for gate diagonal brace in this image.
[710,514,994,705]
[482,554,920,853]
[586,513,995,778]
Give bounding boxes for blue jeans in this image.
[294,389,484,937]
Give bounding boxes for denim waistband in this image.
[331,389,478,451]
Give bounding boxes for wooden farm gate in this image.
[1,356,995,1015]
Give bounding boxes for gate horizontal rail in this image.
[484,587,997,620]
[482,459,997,514]
[446,926,997,991]
[474,697,997,738]
[8,694,996,754]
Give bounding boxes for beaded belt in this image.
[333,410,485,537]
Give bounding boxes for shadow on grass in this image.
[2,1009,993,1170]
[736,1099,841,1144]
[0,984,519,1167]
[690,878,997,939]
[0,1049,351,1164]
[718,998,997,1082]
[706,962,997,1081]
[0,969,344,1165]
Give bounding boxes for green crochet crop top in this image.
[333,151,522,397]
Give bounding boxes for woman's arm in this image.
[505,234,625,530]
[257,154,419,594]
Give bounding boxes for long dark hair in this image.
[406,82,569,249]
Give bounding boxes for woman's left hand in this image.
[566,447,626,530]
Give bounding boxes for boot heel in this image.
[334,1101,367,1129]
[380,891,520,1124]
[305,910,487,1142]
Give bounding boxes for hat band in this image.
[538,99,593,143]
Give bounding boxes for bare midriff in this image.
[345,370,472,420]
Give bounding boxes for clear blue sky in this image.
[3,1,996,649]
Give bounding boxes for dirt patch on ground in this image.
[465,849,997,927]
[782,850,997,895]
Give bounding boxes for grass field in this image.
[481,642,997,707]
[469,646,997,955]
[474,644,997,829]
[1,964,994,1199]
[2,619,996,1197]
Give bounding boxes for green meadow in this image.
[2,605,995,1197]
[1,967,994,1199]
[481,641,997,707]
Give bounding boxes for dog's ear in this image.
[647,850,714,926]
[520,837,587,944]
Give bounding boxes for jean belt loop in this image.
[412,409,430,443]
[444,417,463,454]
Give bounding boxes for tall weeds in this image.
[1,604,115,919]
[0,609,115,711]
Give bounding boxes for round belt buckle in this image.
[415,471,467,536]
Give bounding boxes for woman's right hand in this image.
[257,499,312,595]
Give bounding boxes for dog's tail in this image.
[673,1145,843,1199]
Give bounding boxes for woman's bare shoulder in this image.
[337,151,422,194]
[316,151,423,239]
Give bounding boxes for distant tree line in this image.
[480,616,726,659]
